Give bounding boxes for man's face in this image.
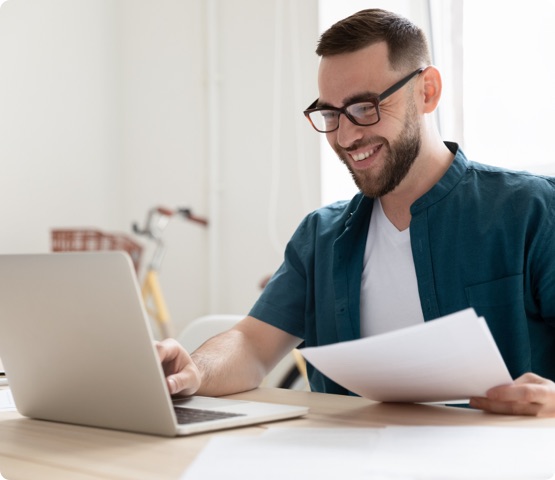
[317,42,421,198]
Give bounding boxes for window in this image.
[462,0,555,175]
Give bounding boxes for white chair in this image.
[175,314,308,390]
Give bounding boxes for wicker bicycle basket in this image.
[51,229,143,273]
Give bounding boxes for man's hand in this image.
[469,372,555,417]
[156,338,201,396]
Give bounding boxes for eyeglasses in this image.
[303,67,425,133]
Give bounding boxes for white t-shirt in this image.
[360,199,424,337]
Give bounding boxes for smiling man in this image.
[158,9,555,416]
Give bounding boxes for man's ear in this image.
[420,66,442,113]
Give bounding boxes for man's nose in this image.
[335,114,365,149]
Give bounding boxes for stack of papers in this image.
[182,427,555,479]
[0,388,15,412]
[301,308,513,403]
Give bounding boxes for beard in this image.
[334,101,421,198]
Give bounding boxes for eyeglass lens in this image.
[308,101,379,132]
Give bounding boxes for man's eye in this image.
[321,110,339,120]
[350,103,376,116]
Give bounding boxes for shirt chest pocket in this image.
[465,274,524,307]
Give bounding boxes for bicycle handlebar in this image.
[177,208,209,226]
[156,206,175,217]
[132,206,208,238]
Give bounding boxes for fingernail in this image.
[168,378,176,394]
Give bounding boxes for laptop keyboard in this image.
[173,406,246,425]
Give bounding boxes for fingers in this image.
[469,396,543,416]
[155,338,202,396]
[155,338,183,364]
[488,375,554,404]
[166,368,201,396]
[513,372,550,385]
[469,373,555,417]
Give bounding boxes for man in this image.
[158,8,555,416]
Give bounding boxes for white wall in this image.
[117,0,211,333]
[214,0,320,313]
[0,0,320,336]
[0,0,123,249]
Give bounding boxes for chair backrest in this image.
[176,314,243,353]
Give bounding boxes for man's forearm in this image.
[191,329,267,396]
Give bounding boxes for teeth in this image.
[352,152,370,161]
[352,146,377,162]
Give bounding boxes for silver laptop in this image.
[0,252,307,437]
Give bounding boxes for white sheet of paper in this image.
[182,428,380,480]
[182,427,555,480]
[367,426,555,479]
[301,308,513,402]
[0,388,15,411]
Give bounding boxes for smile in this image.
[350,145,381,162]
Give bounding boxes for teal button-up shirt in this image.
[250,143,555,395]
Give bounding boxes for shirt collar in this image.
[410,141,468,214]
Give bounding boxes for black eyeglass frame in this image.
[303,67,425,133]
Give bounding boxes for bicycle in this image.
[133,206,208,339]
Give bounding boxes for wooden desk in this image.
[1,387,555,480]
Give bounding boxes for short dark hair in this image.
[316,9,431,71]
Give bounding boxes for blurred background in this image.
[0,0,553,338]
